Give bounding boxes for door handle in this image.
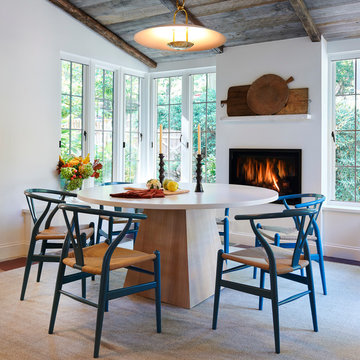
[331,131,336,143]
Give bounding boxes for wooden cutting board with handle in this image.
[247,74,294,115]
[124,186,190,196]
[221,84,308,116]
[220,85,255,116]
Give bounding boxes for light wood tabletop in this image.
[78,183,278,209]
[78,183,278,308]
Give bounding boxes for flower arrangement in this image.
[146,179,161,189]
[57,154,102,191]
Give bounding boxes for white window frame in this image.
[60,56,89,158]
[122,67,147,182]
[93,63,117,183]
[59,52,147,184]
[328,50,360,207]
[189,72,217,182]
[149,66,216,183]
[123,73,144,183]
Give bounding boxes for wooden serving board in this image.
[221,85,255,116]
[123,187,190,196]
[221,86,308,116]
[246,75,293,115]
[277,88,309,115]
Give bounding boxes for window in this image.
[94,68,114,184]
[192,73,216,182]
[153,72,216,183]
[156,76,182,181]
[124,75,141,183]
[332,58,360,202]
[61,60,85,157]
[60,55,147,185]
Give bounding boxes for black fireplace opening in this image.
[229,149,301,204]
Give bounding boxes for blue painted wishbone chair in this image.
[49,203,161,358]
[212,208,318,354]
[217,208,230,253]
[21,189,94,300]
[96,181,141,245]
[253,194,327,295]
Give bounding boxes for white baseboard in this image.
[323,244,360,262]
[229,231,360,261]
[0,242,27,262]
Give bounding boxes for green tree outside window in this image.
[192,73,216,183]
[61,60,84,157]
[124,75,141,183]
[334,59,360,202]
[94,68,114,184]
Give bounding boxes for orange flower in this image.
[68,158,80,167]
[83,153,90,164]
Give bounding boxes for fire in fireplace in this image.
[229,149,301,203]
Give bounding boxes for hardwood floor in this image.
[0,257,27,272]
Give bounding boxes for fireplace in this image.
[229,149,301,204]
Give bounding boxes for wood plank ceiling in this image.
[50,0,360,68]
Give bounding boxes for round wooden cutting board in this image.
[246,74,294,115]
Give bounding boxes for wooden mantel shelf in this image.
[220,114,311,121]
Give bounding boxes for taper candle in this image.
[197,124,201,155]
[159,124,163,154]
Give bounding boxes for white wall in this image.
[0,0,148,261]
[216,37,322,189]
[215,38,323,248]
[149,56,216,73]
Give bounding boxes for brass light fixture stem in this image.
[168,0,193,49]
[173,0,188,24]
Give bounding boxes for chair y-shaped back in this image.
[96,181,141,244]
[49,204,161,358]
[21,189,94,300]
[254,193,327,294]
[212,208,318,354]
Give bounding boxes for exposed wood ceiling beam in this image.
[159,0,224,54]
[288,0,321,42]
[48,0,157,68]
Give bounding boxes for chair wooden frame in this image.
[21,188,94,300]
[48,204,161,358]
[253,193,327,295]
[212,209,318,354]
[95,182,140,244]
[218,208,230,253]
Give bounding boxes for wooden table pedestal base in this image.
[124,208,222,308]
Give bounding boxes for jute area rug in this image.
[0,260,359,360]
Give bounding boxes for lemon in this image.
[167,181,179,192]
[163,178,172,190]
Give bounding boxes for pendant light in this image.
[134,0,226,52]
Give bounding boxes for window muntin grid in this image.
[192,73,216,183]
[334,58,360,202]
[124,75,141,183]
[94,68,114,184]
[61,60,84,157]
[156,76,182,181]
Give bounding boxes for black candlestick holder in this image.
[195,153,204,192]
[159,153,165,185]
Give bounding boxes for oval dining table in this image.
[78,183,278,308]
